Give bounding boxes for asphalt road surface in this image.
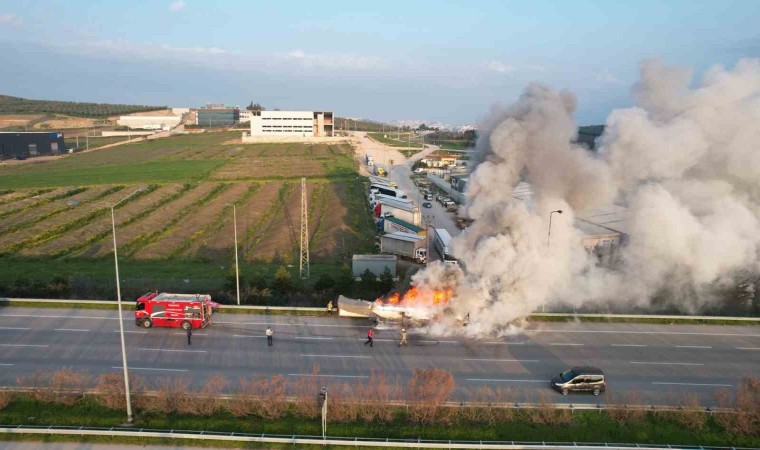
[1,307,758,405]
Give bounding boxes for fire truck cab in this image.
[134,292,213,330]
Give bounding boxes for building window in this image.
[28,144,38,155]
[51,142,59,152]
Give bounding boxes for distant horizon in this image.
[1,1,757,125]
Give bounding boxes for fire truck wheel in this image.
[142,318,152,328]
[181,321,192,331]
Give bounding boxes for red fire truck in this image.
[134,292,214,330]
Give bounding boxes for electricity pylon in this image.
[299,177,310,278]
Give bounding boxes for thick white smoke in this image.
[412,58,760,334]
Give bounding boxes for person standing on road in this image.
[186,327,192,346]
[398,328,407,347]
[364,328,374,347]
[266,326,273,346]
[327,300,334,316]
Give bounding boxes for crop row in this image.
[51,184,194,258]
[169,183,260,259]
[242,182,293,260]
[0,186,125,238]
[0,188,75,220]
[121,183,230,258]
[0,187,153,256]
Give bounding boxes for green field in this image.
[0,131,376,304]
[367,132,423,148]
[429,139,472,150]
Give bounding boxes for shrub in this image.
[186,373,227,416]
[0,389,13,410]
[94,372,147,412]
[228,375,287,419]
[407,368,456,424]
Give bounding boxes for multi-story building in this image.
[238,109,253,123]
[117,115,181,130]
[196,107,240,127]
[249,110,334,138]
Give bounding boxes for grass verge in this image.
[0,396,756,447]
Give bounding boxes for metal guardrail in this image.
[0,425,751,449]
[2,298,759,322]
[0,298,325,313]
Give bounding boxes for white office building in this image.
[249,110,334,137]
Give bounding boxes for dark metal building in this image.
[0,132,66,160]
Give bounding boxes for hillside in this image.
[0,94,166,118]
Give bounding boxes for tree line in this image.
[0,94,166,118]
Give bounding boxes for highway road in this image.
[1,307,758,406]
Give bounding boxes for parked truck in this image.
[380,232,427,263]
[365,154,374,166]
[433,228,458,266]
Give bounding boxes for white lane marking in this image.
[611,344,647,347]
[175,333,208,336]
[736,347,760,350]
[484,341,525,345]
[234,334,264,338]
[523,329,760,337]
[550,343,584,346]
[138,348,207,353]
[1,314,117,320]
[114,330,148,334]
[112,366,187,372]
[676,345,712,349]
[355,338,395,342]
[0,327,30,330]
[630,361,704,366]
[0,344,48,348]
[418,339,459,344]
[652,382,733,387]
[467,378,546,383]
[288,373,368,379]
[55,328,89,332]
[464,358,539,363]
[301,354,371,359]
[294,336,333,340]
[217,321,365,329]
[0,363,14,366]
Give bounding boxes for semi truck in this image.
[365,154,374,166]
[369,184,407,199]
[368,176,397,188]
[433,228,458,266]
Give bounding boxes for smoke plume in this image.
[413,58,760,334]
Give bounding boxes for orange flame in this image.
[377,285,453,308]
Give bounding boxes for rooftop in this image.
[381,231,426,243]
[384,216,424,233]
[353,254,397,261]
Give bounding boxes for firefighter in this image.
[327,300,334,316]
[266,326,273,346]
[398,328,408,347]
[186,326,192,346]
[364,328,374,347]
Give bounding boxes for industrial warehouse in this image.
[0,131,65,160]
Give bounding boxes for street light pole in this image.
[232,204,241,306]
[547,210,563,247]
[111,188,144,424]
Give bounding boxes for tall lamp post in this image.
[543,209,563,313]
[547,210,563,246]
[111,188,144,424]
[228,204,241,306]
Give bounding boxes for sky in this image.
[0,0,758,125]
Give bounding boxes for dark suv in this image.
[551,366,605,396]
